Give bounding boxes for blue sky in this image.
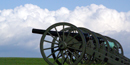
[0,0,130,59]
[0,0,130,12]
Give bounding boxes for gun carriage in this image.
[32,22,130,65]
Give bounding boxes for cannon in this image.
[32,22,130,65]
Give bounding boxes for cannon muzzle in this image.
[32,28,46,34]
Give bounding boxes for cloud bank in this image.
[0,4,130,58]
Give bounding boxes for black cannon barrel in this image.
[32,28,93,40]
[32,28,104,41]
[33,28,106,43]
[32,28,85,37]
[32,28,63,37]
[32,28,46,34]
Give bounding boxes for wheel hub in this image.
[59,41,67,50]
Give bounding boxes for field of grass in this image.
[0,57,47,65]
[0,57,69,65]
[0,57,106,65]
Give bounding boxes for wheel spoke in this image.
[74,51,82,61]
[47,32,59,42]
[70,53,73,64]
[75,51,80,56]
[63,25,65,41]
[47,54,52,58]
[67,50,79,62]
[44,40,58,45]
[65,49,72,63]
[69,50,77,59]
[66,51,73,64]
[65,28,72,41]
[61,50,64,65]
[67,49,73,55]
[53,51,61,64]
[67,49,75,64]
[63,50,69,63]
[47,49,59,58]
[43,46,58,50]
[55,27,62,41]
[73,52,78,59]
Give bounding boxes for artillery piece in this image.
[32,22,130,65]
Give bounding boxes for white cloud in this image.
[0,4,130,58]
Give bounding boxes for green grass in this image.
[0,57,106,65]
[0,57,47,65]
[0,57,69,65]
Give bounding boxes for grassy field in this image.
[0,57,69,65]
[0,57,106,65]
[0,57,47,65]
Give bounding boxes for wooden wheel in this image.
[40,22,86,65]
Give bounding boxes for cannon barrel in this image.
[32,28,46,34]
[32,28,90,39]
[32,28,61,36]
